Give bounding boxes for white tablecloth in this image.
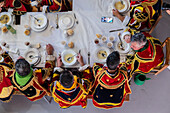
[0,0,132,67]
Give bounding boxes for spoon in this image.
[67,50,81,61]
[29,55,41,59]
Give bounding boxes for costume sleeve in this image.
[40,55,55,83]
[0,65,14,102]
[0,52,14,69]
[41,0,62,12]
[92,63,104,77]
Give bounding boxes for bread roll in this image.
[68,42,74,48]
[67,29,74,36]
[2,26,8,33]
[24,30,30,36]
[96,34,102,38]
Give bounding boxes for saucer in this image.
[59,14,75,30]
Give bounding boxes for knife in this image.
[56,14,59,29]
[73,13,78,24]
[109,28,123,33]
[88,52,90,65]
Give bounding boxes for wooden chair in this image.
[149,0,163,34]
[151,37,170,75]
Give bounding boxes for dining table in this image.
[0,0,134,68]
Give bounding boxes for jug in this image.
[134,74,151,86]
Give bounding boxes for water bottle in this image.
[5,24,16,34]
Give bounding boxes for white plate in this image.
[115,38,130,54]
[24,48,40,65]
[61,49,77,66]
[31,14,47,29]
[31,22,48,32]
[0,12,12,27]
[94,47,111,63]
[112,0,129,13]
[59,14,75,30]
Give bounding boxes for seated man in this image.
[128,32,164,76]
[50,53,93,108]
[31,0,72,12]
[112,0,161,30]
[0,44,55,102]
[90,51,131,109]
[0,0,33,15]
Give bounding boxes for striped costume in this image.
[90,63,131,109]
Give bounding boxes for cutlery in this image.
[30,15,41,23]
[73,13,78,24]
[67,54,77,61]
[101,53,107,58]
[118,33,125,50]
[67,50,81,61]
[29,55,41,59]
[109,28,123,32]
[88,52,90,65]
[56,14,59,29]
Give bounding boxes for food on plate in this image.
[35,43,41,49]
[96,34,102,38]
[67,29,74,36]
[24,29,31,36]
[64,53,74,63]
[0,14,9,24]
[115,1,125,10]
[97,50,107,59]
[1,26,8,33]
[34,18,44,26]
[68,42,74,48]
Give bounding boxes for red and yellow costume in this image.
[124,0,161,30]
[51,67,92,108]
[128,32,164,75]
[90,63,131,109]
[0,52,55,102]
[2,0,32,15]
[39,0,72,12]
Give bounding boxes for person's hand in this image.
[0,46,2,51]
[112,9,120,17]
[166,10,170,15]
[76,53,85,66]
[40,7,43,12]
[46,44,54,55]
[17,56,24,60]
[0,8,2,12]
[57,56,63,67]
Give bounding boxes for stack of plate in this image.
[24,48,41,66]
[0,12,12,27]
[31,14,48,32]
[59,14,75,30]
[112,0,130,13]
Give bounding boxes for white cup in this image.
[94,39,100,45]
[107,42,113,48]
[101,36,107,43]
[61,41,67,47]
[109,36,115,42]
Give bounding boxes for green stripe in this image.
[15,69,33,86]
